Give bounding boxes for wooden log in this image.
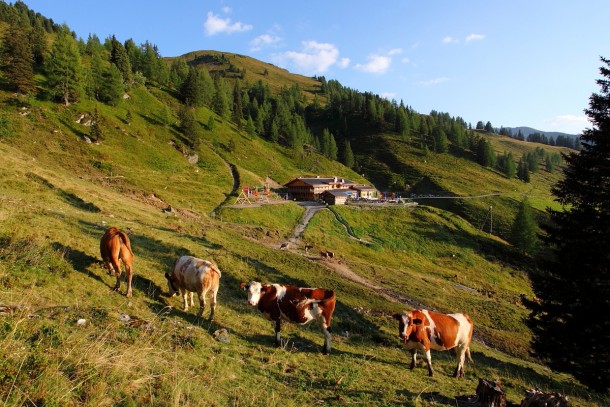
[520,388,569,407]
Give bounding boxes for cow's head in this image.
[393,311,423,342]
[240,281,267,306]
[165,272,179,297]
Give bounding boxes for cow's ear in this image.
[392,313,402,320]
[413,318,423,325]
[260,285,269,294]
[239,282,248,290]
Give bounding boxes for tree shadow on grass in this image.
[26,173,101,213]
[52,242,104,286]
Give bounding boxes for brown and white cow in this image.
[393,309,473,377]
[165,256,221,321]
[240,281,336,354]
[100,227,134,297]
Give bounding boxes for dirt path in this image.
[278,202,420,308]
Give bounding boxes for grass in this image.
[0,69,607,406]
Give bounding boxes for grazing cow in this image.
[280,242,289,250]
[304,244,313,253]
[321,251,334,260]
[393,309,473,377]
[165,256,221,321]
[240,281,336,354]
[100,227,134,297]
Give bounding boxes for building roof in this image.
[284,176,356,187]
[324,189,354,197]
[351,185,377,191]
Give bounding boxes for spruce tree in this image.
[45,29,83,105]
[109,35,132,87]
[342,139,355,168]
[531,57,610,392]
[510,198,538,255]
[90,107,103,142]
[1,23,35,93]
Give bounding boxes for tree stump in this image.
[520,388,569,407]
[457,378,507,406]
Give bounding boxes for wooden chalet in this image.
[284,176,356,201]
[284,176,378,204]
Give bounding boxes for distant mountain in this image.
[505,126,579,139]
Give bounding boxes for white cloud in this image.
[380,92,397,100]
[402,57,410,64]
[388,48,402,56]
[204,11,253,36]
[546,114,589,133]
[250,34,281,52]
[465,33,485,43]
[443,36,459,44]
[417,77,449,86]
[337,57,350,68]
[272,41,341,73]
[221,6,231,13]
[355,54,391,74]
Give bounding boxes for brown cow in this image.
[100,227,134,297]
[240,281,336,354]
[393,309,473,377]
[165,256,221,321]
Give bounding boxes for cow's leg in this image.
[189,291,194,307]
[453,345,467,378]
[208,286,218,321]
[103,259,114,276]
[181,289,189,312]
[196,290,205,319]
[318,316,332,355]
[274,319,281,347]
[123,260,133,298]
[423,349,434,376]
[110,258,122,292]
[409,349,417,370]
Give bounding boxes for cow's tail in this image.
[118,231,133,256]
[209,261,222,278]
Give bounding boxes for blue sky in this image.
[21,1,610,135]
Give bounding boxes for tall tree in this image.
[1,23,35,93]
[530,57,610,392]
[510,198,538,255]
[212,76,230,119]
[89,106,103,142]
[109,35,132,87]
[98,64,124,106]
[45,29,83,105]
[342,139,355,168]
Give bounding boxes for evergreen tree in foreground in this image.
[530,57,610,392]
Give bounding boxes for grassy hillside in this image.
[1,47,606,406]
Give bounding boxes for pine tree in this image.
[342,139,355,168]
[1,23,35,93]
[232,80,243,129]
[90,106,103,142]
[510,198,538,255]
[531,57,610,392]
[212,76,230,119]
[517,158,530,182]
[109,35,132,87]
[99,64,124,106]
[476,138,496,167]
[45,29,83,105]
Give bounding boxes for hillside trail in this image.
[276,202,422,309]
